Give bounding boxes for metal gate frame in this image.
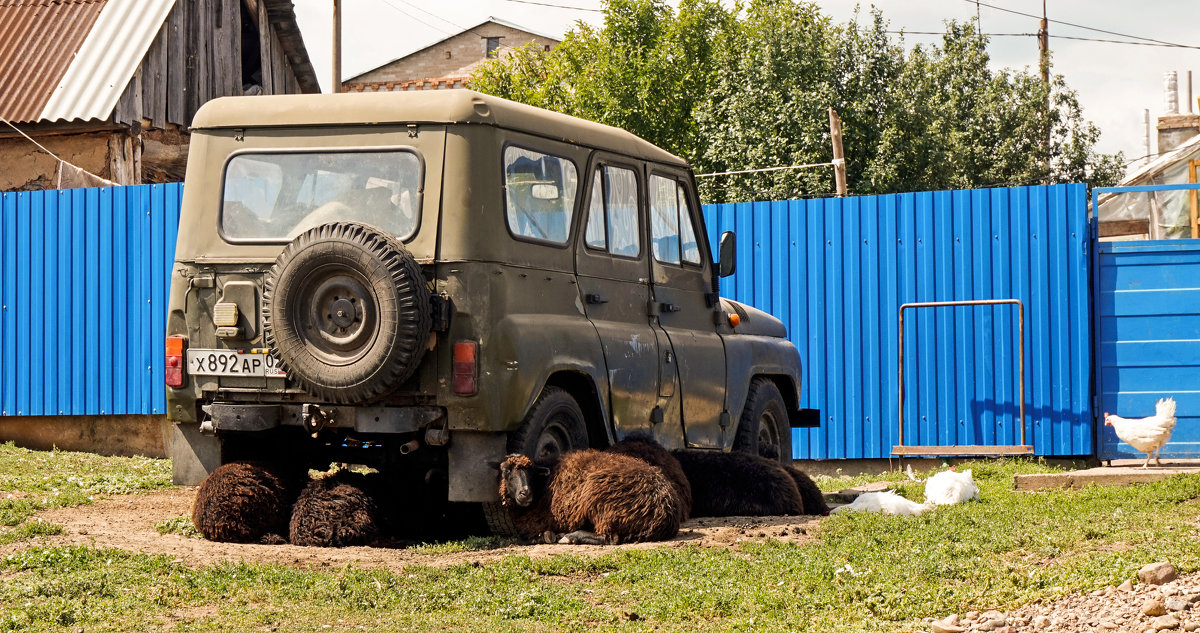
[893,299,1032,456]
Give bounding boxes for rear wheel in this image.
[483,387,590,537]
[733,378,792,464]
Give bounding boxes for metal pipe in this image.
[398,439,419,454]
[897,299,1026,452]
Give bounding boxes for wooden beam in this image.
[1098,219,1150,238]
[1190,159,1199,239]
[892,445,1034,456]
[828,107,847,196]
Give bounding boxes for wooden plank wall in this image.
[114,0,308,129]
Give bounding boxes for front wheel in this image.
[733,378,792,464]
[484,386,590,537]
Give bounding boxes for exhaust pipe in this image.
[398,439,420,455]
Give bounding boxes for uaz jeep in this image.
[166,90,812,531]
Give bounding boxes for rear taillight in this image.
[166,336,186,388]
[452,340,478,396]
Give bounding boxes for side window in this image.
[584,165,641,258]
[649,174,701,266]
[503,146,579,245]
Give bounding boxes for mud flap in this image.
[447,431,507,502]
[170,423,222,485]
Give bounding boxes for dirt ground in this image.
[9,489,825,570]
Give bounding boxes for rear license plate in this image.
[187,349,286,377]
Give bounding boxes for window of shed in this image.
[503,146,578,245]
[486,37,501,57]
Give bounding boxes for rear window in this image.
[221,150,422,242]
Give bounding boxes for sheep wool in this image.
[671,449,804,517]
[289,470,385,547]
[192,461,301,543]
[606,434,693,522]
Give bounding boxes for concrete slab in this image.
[1014,459,1200,490]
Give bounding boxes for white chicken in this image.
[830,490,932,516]
[1104,397,1177,468]
[924,468,980,506]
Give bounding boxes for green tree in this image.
[471,1,1124,203]
[470,0,732,160]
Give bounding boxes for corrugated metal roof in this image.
[40,0,174,122]
[0,0,107,123]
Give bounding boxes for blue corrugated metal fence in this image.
[0,182,1093,460]
[703,184,1093,458]
[1096,240,1200,459]
[0,184,180,416]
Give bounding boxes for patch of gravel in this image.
[926,562,1200,633]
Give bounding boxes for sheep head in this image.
[498,454,545,508]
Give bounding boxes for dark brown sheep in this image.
[191,461,302,543]
[783,464,830,515]
[498,449,681,544]
[671,449,804,517]
[289,470,385,547]
[606,433,692,522]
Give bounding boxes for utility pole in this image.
[829,107,847,197]
[1038,0,1049,84]
[1039,0,1050,181]
[332,0,342,94]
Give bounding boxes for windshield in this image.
[221,150,422,241]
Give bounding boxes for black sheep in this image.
[498,449,681,544]
[606,433,692,522]
[782,464,830,515]
[191,461,303,543]
[671,449,804,517]
[289,470,387,547]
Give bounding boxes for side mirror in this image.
[717,231,736,278]
[530,183,559,200]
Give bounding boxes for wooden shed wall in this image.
[114,0,304,130]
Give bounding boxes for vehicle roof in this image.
[191,89,688,167]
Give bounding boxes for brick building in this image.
[341,18,559,92]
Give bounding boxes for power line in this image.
[503,0,604,12]
[1052,34,1200,50]
[887,30,1033,37]
[386,0,494,39]
[888,30,1200,49]
[373,0,456,37]
[962,0,1197,49]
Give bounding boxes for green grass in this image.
[0,442,172,546]
[3,453,1200,631]
[154,516,202,539]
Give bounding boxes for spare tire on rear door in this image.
[262,222,431,403]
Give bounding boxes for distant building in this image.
[342,18,560,93]
[1097,72,1200,241]
[0,0,320,191]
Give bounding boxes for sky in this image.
[292,0,1199,168]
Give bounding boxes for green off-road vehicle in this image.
[166,90,814,532]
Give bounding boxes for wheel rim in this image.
[295,265,379,365]
[533,411,579,464]
[757,410,781,458]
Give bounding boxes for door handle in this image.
[586,293,608,304]
[660,302,680,313]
